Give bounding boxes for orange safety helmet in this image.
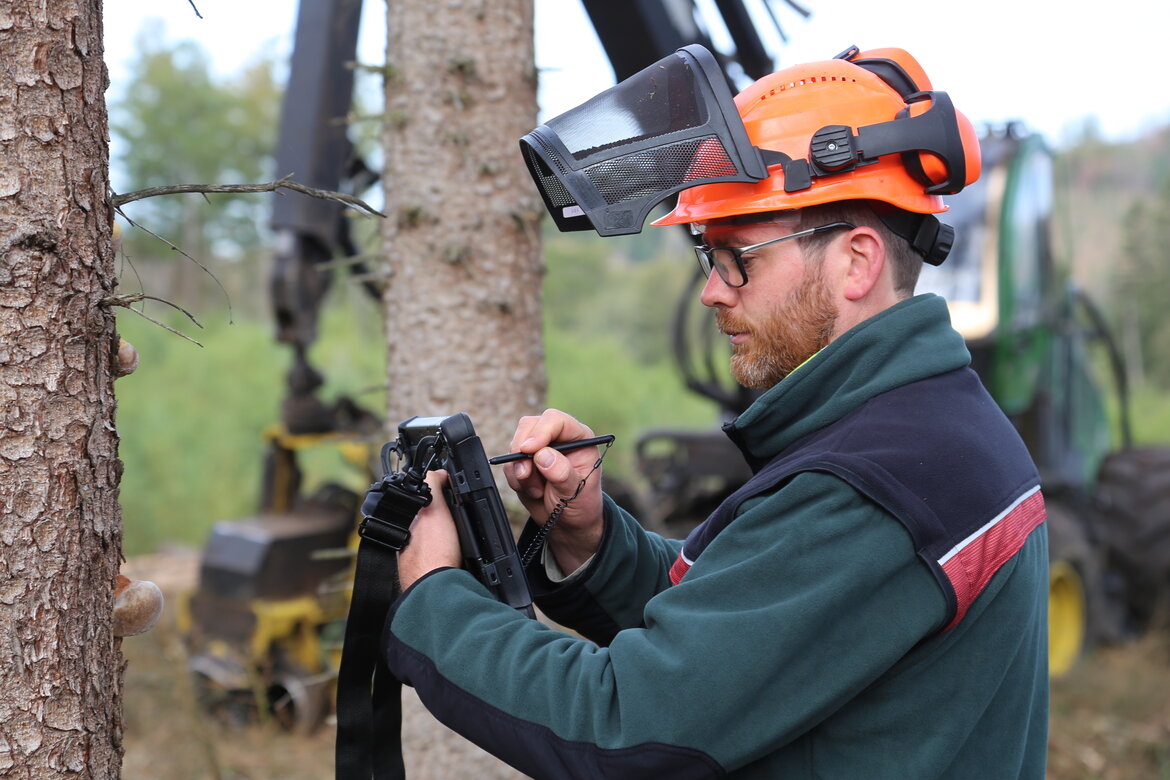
[653,46,982,227]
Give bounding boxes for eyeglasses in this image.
[693,222,855,288]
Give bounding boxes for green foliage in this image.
[542,226,694,363]
[545,329,717,479]
[115,224,722,553]
[541,225,720,477]
[110,20,282,264]
[115,284,386,556]
[115,310,284,555]
[1119,172,1170,386]
[1127,385,1170,445]
[103,30,737,554]
[1050,133,1170,506]
[1054,126,1170,389]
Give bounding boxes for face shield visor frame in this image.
[520,44,978,257]
[519,44,766,237]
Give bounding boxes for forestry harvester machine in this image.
[176,0,382,730]
[177,0,814,731]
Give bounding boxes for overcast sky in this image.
[102,0,1170,147]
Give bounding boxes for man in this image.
[384,47,1049,778]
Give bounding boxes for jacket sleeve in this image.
[383,472,947,778]
[517,495,683,645]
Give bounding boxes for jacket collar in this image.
[724,294,970,469]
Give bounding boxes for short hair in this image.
[795,201,923,297]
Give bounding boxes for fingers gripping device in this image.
[359,413,536,616]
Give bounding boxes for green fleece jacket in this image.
[383,294,1049,778]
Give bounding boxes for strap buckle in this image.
[358,476,432,552]
[357,515,412,551]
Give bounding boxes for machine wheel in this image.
[269,667,330,734]
[1096,446,1170,630]
[1045,502,1104,677]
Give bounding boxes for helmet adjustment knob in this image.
[810,126,857,172]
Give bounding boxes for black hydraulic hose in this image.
[1073,287,1133,448]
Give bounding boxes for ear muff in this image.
[891,92,981,195]
[848,47,981,195]
[790,89,979,197]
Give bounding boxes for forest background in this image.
[103,19,1170,780]
[108,27,1170,557]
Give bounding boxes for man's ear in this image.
[840,227,885,302]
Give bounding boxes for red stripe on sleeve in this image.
[941,489,1047,631]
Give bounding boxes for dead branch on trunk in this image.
[101,293,206,347]
[110,174,386,218]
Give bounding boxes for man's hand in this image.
[504,409,606,574]
[396,470,461,591]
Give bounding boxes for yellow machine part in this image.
[174,589,194,636]
[1048,559,1087,678]
[179,590,333,674]
[262,423,374,470]
[249,595,330,674]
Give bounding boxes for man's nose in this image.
[699,270,737,308]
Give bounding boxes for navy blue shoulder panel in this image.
[676,368,1045,629]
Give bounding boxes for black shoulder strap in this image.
[335,474,431,779]
[335,539,405,779]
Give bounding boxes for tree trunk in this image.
[0,2,124,776]
[382,0,546,453]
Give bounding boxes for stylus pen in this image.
[488,434,616,465]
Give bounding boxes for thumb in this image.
[533,448,578,494]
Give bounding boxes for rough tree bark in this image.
[0,2,125,777]
[382,0,546,452]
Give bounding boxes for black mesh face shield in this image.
[520,45,767,237]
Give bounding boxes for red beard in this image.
[715,266,838,389]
